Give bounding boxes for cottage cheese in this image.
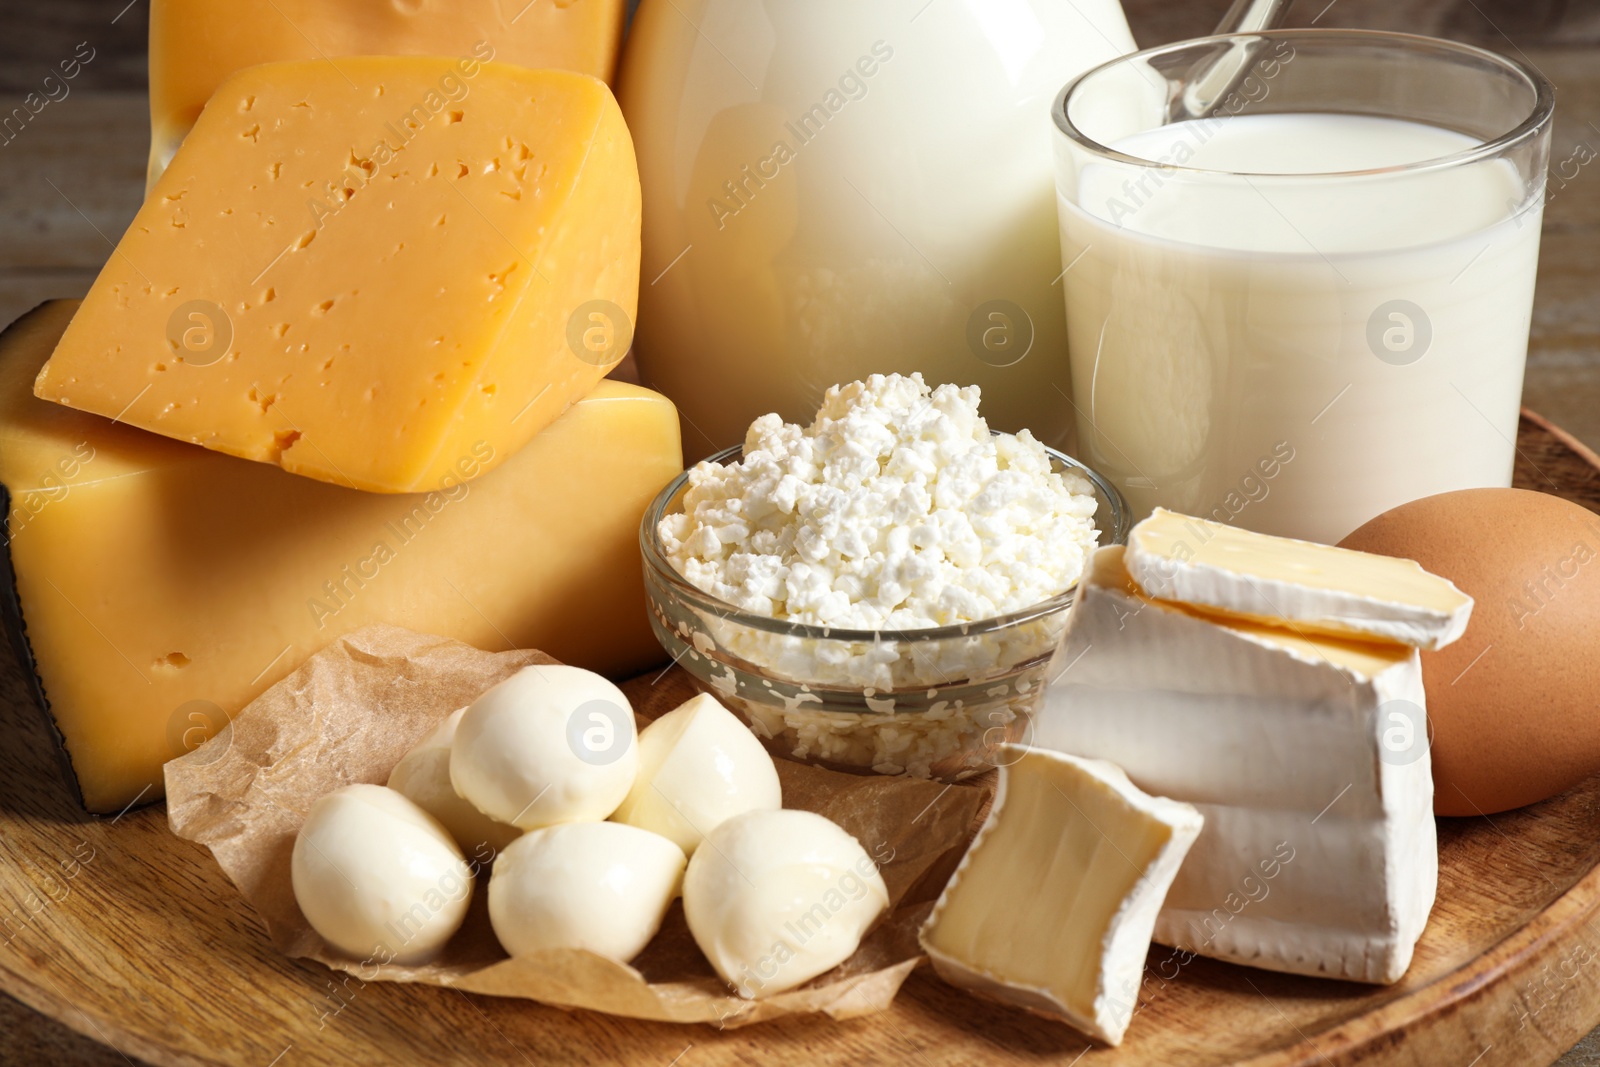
[654,374,1102,779]
[659,373,1099,632]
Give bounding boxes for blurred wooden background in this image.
[0,1,1597,1064]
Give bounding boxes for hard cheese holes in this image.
[35,57,640,494]
[5,302,679,812]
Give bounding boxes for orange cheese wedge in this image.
[4,302,680,813]
[35,57,641,494]
[148,0,626,184]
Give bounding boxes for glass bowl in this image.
[639,441,1129,782]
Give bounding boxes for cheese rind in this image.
[2,302,680,814]
[148,0,626,186]
[1125,508,1473,650]
[37,58,641,494]
[918,746,1201,1045]
[1036,546,1438,985]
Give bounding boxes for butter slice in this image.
[1125,508,1473,650]
[919,746,1201,1045]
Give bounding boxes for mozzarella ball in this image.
[488,822,686,964]
[387,708,522,857]
[683,810,889,998]
[291,785,473,965]
[451,665,638,830]
[611,693,782,855]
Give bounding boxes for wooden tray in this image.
[3,410,1599,1067]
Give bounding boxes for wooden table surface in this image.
[1,0,1598,1063]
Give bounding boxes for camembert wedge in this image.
[1125,508,1473,650]
[1038,545,1439,984]
[919,746,1202,1045]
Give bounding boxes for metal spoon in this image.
[1180,0,1292,119]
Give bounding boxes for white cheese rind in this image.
[1124,508,1473,651]
[1036,546,1438,985]
[918,747,1202,1045]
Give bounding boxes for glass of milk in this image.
[1052,30,1554,543]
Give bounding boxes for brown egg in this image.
[1340,488,1600,816]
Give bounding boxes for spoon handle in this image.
[1176,0,1291,120]
[1213,0,1290,34]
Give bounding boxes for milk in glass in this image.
[1060,113,1542,543]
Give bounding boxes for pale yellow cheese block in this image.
[2,302,680,813]
[148,0,627,185]
[37,57,641,494]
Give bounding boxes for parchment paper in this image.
[165,625,988,1027]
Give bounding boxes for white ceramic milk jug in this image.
[618,0,1137,454]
